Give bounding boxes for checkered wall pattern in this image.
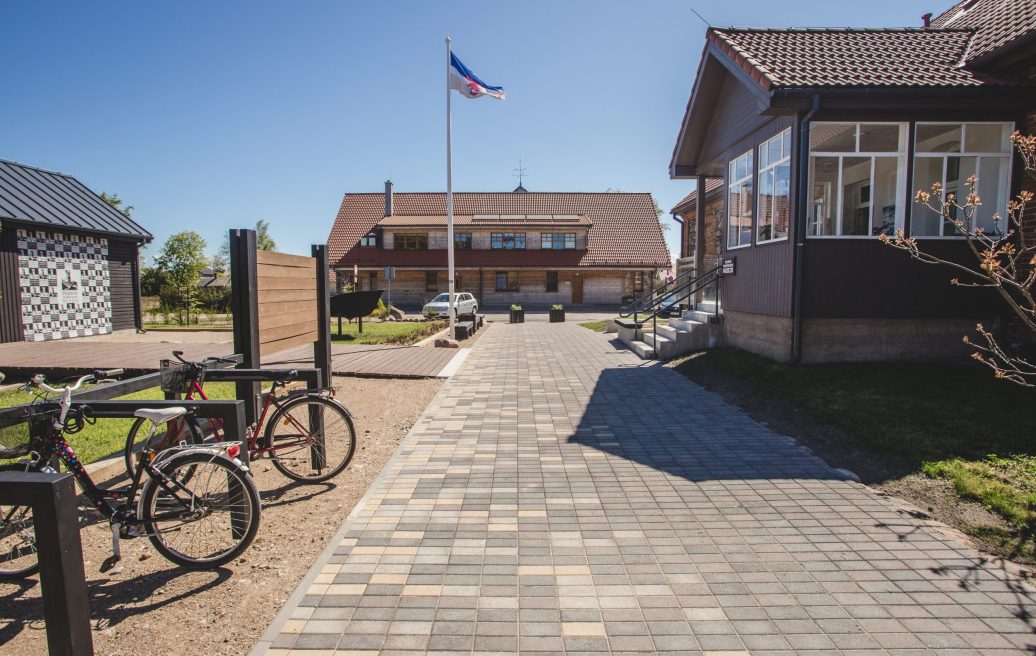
[17,230,113,342]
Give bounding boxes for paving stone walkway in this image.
[254,322,1036,655]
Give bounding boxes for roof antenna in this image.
[690,7,711,28]
[512,159,529,192]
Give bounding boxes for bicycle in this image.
[123,351,356,484]
[0,370,261,578]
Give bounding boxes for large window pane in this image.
[772,162,791,240]
[726,151,753,248]
[912,156,944,236]
[841,157,872,236]
[757,169,774,241]
[977,157,1008,236]
[966,123,1010,153]
[871,157,900,236]
[859,124,902,152]
[945,156,977,235]
[916,124,961,153]
[811,123,855,152]
[808,157,838,236]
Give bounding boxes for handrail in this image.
[619,264,721,321]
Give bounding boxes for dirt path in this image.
[0,376,442,656]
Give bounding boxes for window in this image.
[541,232,576,249]
[495,271,519,291]
[359,232,377,247]
[545,271,558,292]
[491,233,525,249]
[757,130,792,243]
[396,233,428,250]
[425,271,437,292]
[807,122,906,237]
[727,150,754,248]
[368,271,377,290]
[454,232,472,250]
[912,123,1012,237]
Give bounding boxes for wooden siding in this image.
[107,239,138,331]
[802,240,1005,319]
[708,116,798,318]
[697,72,771,174]
[256,250,319,358]
[0,228,23,343]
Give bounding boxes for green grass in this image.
[579,320,610,332]
[0,382,236,467]
[672,348,1036,549]
[331,320,445,345]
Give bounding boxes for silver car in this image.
[423,292,478,318]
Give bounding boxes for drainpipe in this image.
[670,212,685,259]
[790,95,820,364]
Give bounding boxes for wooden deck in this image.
[0,338,464,379]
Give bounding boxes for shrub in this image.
[551,304,564,311]
[196,285,232,313]
[370,298,388,319]
[511,304,523,311]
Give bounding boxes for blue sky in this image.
[1,1,927,261]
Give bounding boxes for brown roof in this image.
[377,214,592,228]
[328,192,669,270]
[932,0,1036,65]
[707,27,1020,90]
[671,178,725,215]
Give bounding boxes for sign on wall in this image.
[17,231,112,342]
[721,256,737,276]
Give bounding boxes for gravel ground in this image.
[0,375,442,656]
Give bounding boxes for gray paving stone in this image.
[255,323,1036,655]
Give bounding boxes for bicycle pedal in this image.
[119,525,145,539]
[99,554,122,573]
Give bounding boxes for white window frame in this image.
[726,150,754,250]
[807,122,908,239]
[757,129,792,245]
[911,122,1014,239]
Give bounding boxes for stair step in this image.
[654,325,680,339]
[629,340,656,359]
[641,332,673,344]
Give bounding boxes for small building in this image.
[669,0,1036,362]
[0,159,152,343]
[327,182,670,309]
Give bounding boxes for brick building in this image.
[327,183,670,309]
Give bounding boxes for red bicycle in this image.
[123,352,356,484]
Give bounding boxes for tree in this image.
[880,132,1036,387]
[209,253,227,273]
[154,231,208,325]
[218,219,278,263]
[100,192,134,218]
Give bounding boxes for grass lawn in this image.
[0,382,236,467]
[672,348,1036,558]
[579,316,669,332]
[332,320,445,345]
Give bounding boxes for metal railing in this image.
[619,264,723,353]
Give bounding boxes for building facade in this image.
[670,0,1036,362]
[0,159,152,343]
[327,184,670,309]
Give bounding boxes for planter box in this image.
[549,309,565,323]
[509,310,525,324]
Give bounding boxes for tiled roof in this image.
[707,27,1019,90]
[671,178,725,214]
[0,159,152,240]
[932,0,1036,64]
[328,192,669,270]
[377,214,592,228]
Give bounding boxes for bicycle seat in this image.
[134,407,187,424]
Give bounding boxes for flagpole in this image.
[445,36,456,340]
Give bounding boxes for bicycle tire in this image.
[0,464,40,579]
[264,395,356,483]
[123,415,203,479]
[140,450,260,570]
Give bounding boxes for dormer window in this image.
[359,232,377,247]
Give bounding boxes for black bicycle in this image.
[0,370,261,578]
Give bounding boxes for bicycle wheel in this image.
[0,464,39,579]
[140,451,260,570]
[124,415,203,479]
[265,395,356,483]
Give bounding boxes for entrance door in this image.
[571,273,583,304]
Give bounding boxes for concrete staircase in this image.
[618,303,722,360]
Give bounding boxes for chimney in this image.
[922,12,932,27]
[384,180,394,216]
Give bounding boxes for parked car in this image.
[423,292,478,318]
[655,292,685,318]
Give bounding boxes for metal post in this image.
[229,229,260,429]
[446,36,456,340]
[0,471,93,656]
[694,175,708,308]
[311,244,333,388]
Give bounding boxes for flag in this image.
[449,52,506,100]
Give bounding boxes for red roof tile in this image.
[932,0,1036,65]
[671,178,725,214]
[328,192,669,270]
[708,27,1021,90]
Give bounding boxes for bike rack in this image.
[0,470,93,656]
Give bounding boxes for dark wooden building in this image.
[0,159,152,343]
[670,0,1036,362]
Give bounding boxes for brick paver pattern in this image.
[260,322,1036,655]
